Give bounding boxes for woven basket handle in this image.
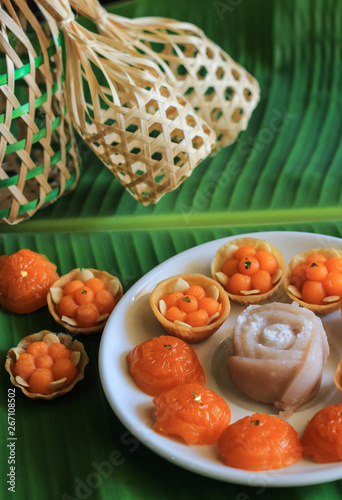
[69,0,205,39]
[33,0,74,25]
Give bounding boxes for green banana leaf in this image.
[1,1,342,499]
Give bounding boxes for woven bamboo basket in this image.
[70,0,260,152]
[0,0,80,224]
[33,0,217,205]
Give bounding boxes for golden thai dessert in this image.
[47,268,123,334]
[150,273,230,342]
[227,302,329,416]
[211,237,285,305]
[284,247,342,314]
[5,330,89,400]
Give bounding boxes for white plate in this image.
[99,231,342,487]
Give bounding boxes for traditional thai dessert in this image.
[211,237,285,304]
[150,273,230,342]
[300,404,342,463]
[153,382,231,445]
[284,247,342,314]
[47,268,123,333]
[218,413,302,470]
[5,330,88,400]
[227,302,329,415]
[127,335,206,396]
[0,248,59,314]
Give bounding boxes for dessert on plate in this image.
[149,273,230,342]
[211,237,285,305]
[127,335,206,396]
[227,301,329,416]
[284,247,342,314]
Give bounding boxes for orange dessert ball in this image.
[218,413,302,470]
[301,404,342,463]
[127,335,206,396]
[153,382,231,445]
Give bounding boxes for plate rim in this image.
[99,230,342,487]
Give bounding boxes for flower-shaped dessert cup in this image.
[211,237,285,305]
[284,247,342,314]
[149,273,230,343]
[47,268,123,334]
[5,330,89,400]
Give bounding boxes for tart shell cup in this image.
[149,273,230,343]
[284,247,342,314]
[210,237,285,305]
[47,268,123,334]
[5,330,89,400]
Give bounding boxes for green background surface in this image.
[1,0,342,499]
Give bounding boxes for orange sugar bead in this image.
[221,257,239,277]
[226,273,251,295]
[198,297,220,316]
[74,286,95,305]
[26,341,49,357]
[325,257,342,274]
[185,285,206,300]
[63,279,84,297]
[35,354,54,369]
[300,404,342,463]
[305,253,327,266]
[305,262,328,282]
[238,256,260,276]
[251,269,272,294]
[186,309,209,327]
[52,358,77,385]
[234,245,257,260]
[177,295,198,313]
[160,291,184,309]
[95,289,116,314]
[255,250,279,275]
[290,264,308,290]
[323,271,342,297]
[28,368,54,394]
[301,280,326,305]
[76,303,100,328]
[57,295,78,318]
[165,306,187,323]
[85,277,106,294]
[218,413,302,471]
[48,342,71,360]
[13,353,36,380]
[153,382,231,445]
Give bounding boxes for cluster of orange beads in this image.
[222,245,279,295]
[13,341,77,394]
[57,278,116,328]
[290,253,342,305]
[161,285,221,327]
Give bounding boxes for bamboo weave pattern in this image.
[71,0,260,151]
[0,0,80,224]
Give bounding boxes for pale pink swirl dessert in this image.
[227,302,329,416]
